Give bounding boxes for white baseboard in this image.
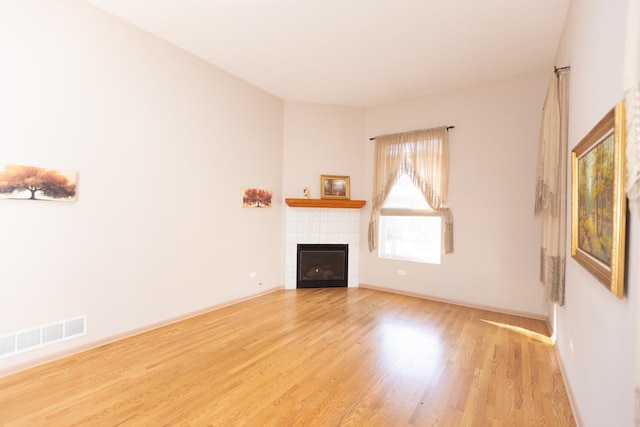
[552,341,583,426]
[636,386,640,427]
[0,286,284,378]
[359,283,547,321]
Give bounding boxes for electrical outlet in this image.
[397,270,405,276]
[569,339,574,354]
[249,272,257,278]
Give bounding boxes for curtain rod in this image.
[554,65,570,73]
[369,126,455,141]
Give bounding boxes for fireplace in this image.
[297,244,348,288]
[284,206,360,289]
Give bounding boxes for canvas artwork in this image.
[571,101,626,298]
[242,188,272,208]
[0,164,77,202]
[576,134,615,265]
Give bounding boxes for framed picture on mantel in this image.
[320,175,350,200]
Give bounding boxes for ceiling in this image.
[83,0,570,107]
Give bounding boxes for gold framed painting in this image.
[320,175,350,199]
[571,101,627,298]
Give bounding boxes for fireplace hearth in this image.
[297,244,348,288]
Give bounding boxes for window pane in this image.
[378,173,441,264]
[379,215,441,264]
[383,174,430,208]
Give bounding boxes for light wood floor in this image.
[0,288,575,426]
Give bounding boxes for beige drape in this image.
[368,127,453,254]
[625,0,640,216]
[535,69,569,305]
[623,1,640,423]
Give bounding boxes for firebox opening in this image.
[297,244,348,288]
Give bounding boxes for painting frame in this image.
[571,101,627,298]
[320,175,350,200]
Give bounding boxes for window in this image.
[378,174,442,264]
[368,126,453,256]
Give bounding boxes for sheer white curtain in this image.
[368,127,453,253]
[625,0,640,215]
[535,69,570,305]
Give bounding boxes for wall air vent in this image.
[0,316,86,359]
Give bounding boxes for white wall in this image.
[360,70,549,317]
[552,0,638,425]
[282,102,366,201]
[0,0,284,373]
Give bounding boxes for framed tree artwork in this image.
[571,101,627,298]
[0,164,77,202]
[242,188,272,207]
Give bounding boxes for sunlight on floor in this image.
[380,321,442,378]
[480,320,553,345]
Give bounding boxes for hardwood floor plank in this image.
[0,288,575,426]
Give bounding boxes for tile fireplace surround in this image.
[284,207,361,289]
